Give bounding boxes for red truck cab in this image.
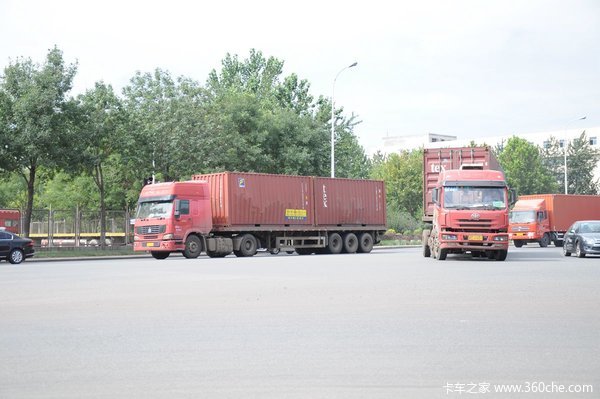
[424,168,511,260]
[509,199,549,246]
[134,181,212,259]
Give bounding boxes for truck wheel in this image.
[8,249,24,264]
[422,230,431,257]
[539,233,550,247]
[562,244,571,257]
[207,250,228,258]
[436,248,447,261]
[235,234,258,257]
[343,233,359,253]
[357,232,374,253]
[327,233,343,254]
[554,240,564,247]
[295,248,313,255]
[513,240,524,248]
[183,235,202,258]
[151,251,170,260]
[495,250,508,261]
[575,241,586,258]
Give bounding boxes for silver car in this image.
[563,220,600,258]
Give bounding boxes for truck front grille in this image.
[457,219,492,229]
[136,225,166,234]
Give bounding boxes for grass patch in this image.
[33,246,138,258]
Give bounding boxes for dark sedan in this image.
[563,220,600,258]
[0,230,35,264]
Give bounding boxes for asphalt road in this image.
[1,247,599,398]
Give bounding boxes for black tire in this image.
[562,243,571,257]
[575,240,586,258]
[269,248,280,255]
[539,233,550,248]
[357,232,374,253]
[342,233,359,253]
[327,233,343,254]
[436,248,447,261]
[8,249,24,264]
[235,234,258,257]
[151,251,170,260]
[183,235,202,258]
[495,250,508,261]
[513,240,524,248]
[422,230,431,258]
[295,248,313,255]
[285,250,295,255]
[554,240,564,247]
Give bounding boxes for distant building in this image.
[381,133,457,154]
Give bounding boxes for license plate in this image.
[145,242,155,247]
[514,233,525,237]
[468,235,483,241]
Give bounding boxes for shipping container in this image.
[193,172,386,230]
[193,172,314,228]
[423,147,500,220]
[313,177,386,226]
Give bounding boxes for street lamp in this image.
[331,61,358,178]
[564,116,586,194]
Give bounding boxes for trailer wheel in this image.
[357,232,374,253]
[342,233,359,253]
[235,234,258,257]
[539,233,550,247]
[513,240,524,248]
[151,251,170,260]
[554,240,563,247]
[327,233,343,254]
[183,235,202,258]
[495,250,508,261]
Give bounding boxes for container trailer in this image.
[134,172,386,259]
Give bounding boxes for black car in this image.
[0,230,35,264]
[563,220,600,258]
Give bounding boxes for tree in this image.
[539,136,564,193]
[77,82,126,248]
[497,136,558,196]
[0,47,78,236]
[566,131,599,194]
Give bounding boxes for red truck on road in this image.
[0,209,20,234]
[509,194,600,247]
[134,172,386,259]
[422,147,514,261]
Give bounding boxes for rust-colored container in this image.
[423,147,501,220]
[313,177,386,226]
[0,209,21,234]
[193,172,314,227]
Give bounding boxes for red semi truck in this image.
[134,172,386,259]
[509,194,600,247]
[0,209,20,234]
[422,147,514,261]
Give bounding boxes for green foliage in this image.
[566,131,600,194]
[497,136,558,195]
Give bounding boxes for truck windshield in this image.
[509,211,536,223]
[136,201,173,219]
[443,187,506,210]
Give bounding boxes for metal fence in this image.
[28,208,132,247]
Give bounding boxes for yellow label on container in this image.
[285,209,307,220]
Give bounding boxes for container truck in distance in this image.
[509,194,600,248]
[134,172,386,259]
[422,147,513,261]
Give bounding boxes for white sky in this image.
[1,0,598,153]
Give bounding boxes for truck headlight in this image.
[493,235,508,241]
[162,234,174,240]
[442,234,458,240]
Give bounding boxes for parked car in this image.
[0,230,35,264]
[562,220,600,258]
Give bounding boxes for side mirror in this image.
[174,200,180,218]
[509,189,517,206]
[432,188,439,204]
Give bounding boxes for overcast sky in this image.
[1,0,598,153]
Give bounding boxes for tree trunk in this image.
[22,163,36,238]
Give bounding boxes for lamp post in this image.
[563,116,586,194]
[331,61,357,178]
